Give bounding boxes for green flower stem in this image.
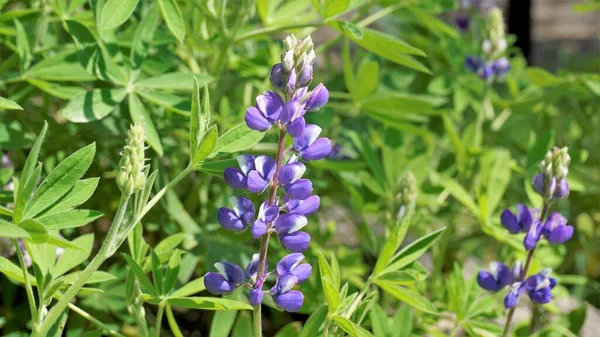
[14,238,37,325]
[165,304,184,337]
[66,303,126,337]
[501,202,550,337]
[137,166,193,224]
[31,193,131,337]
[155,301,166,336]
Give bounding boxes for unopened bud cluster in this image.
[272,35,317,96]
[484,8,507,58]
[533,147,570,200]
[116,125,146,195]
[396,172,417,220]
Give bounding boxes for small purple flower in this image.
[252,201,279,239]
[249,288,264,306]
[278,161,306,186]
[553,179,569,199]
[283,195,320,216]
[280,231,311,252]
[247,156,276,193]
[285,69,297,95]
[304,84,329,111]
[480,63,494,80]
[269,63,285,90]
[523,271,557,305]
[284,179,313,200]
[270,273,304,312]
[500,204,538,234]
[275,214,308,236]
[542,212,573,245]
[511,261,523,282]
[493,57,510,77]
[456,16,470,31]
[465,55,484,73]
[245,254,261,282]
[477,262,512,292]
[224,155,256,190]
[217,196,255,231]
[532,173,545,195]
[204,262,244,295]
[293,124,331,161]
[276,253,312,283]
[504,282,524,308]
[245,91,284,131]
[298,64,313,88]
[523,220,544,251]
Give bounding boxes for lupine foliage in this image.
[0,0,599,336]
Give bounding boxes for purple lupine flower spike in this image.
[252,201,279,238]
[204,262,244,295]
[278,162,306,186]
[293,124,331,161]
[247,155,276,193]
[224,155,256,189]
[298,64,313,88]
[500,204,537,233]
[245,91,284,131]
[542,212,574,245]
[477,262,512,292]
[217,196,255,231]
[245,254,261,282]
[304,84,329,111]
[465,55,484,73]
[493,57,510,77]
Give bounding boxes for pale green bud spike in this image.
[117,125,147,195]
[396,172,417,221]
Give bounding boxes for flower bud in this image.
[283,34,297,52]
[297,64,313,88]
[283,50,295,73]
[285,69,297,96]
[269,63,285,90]
[396,172,417,221]
[117,125,147,195]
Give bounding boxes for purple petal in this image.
[245,107,271,131]
[281,101,302,124]
[300,138,331,161]
[237,155,256,175]
[291,264,312,283]
[523,221,542,251]
[293,124,322,152]
[516,203,534,232]
[269,63,284,90]
[215,262,244,285]
[258,201,279,223]
[280,231,310,252]
[532,173,545,195]
[465,55,483,73]
[245,254,260,281]
[543,212,568,234]
[275,214,308,235]
[276,253,305,275]
[247,171,269,193]
[287,117,305,138]
[255,155,276,180]
[217,207,244,231]
[500,209,519,234]
[298,64,313,87]
[477,271,502,292]
[278,162,306,186]
[289,195,320,216]
[271,273,298,295]
[553,179,569,199]
[224,168,247,189]
[249,288,264,306]
[285,179,313,200]
[251,219,268,239]
[230,196,255,225]
[273,290,304,312]
[493,57,510,77]
[530,287,552,304]
[256,91,284,122]
[496,263,512,288]
[546,225,573,245]
[456,16,469,31]
[504,291,519,308]
[285,69,296,95]
[304,83,329,111]
[204,272,236,295]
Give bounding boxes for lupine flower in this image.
[542,212,574,245]
[283,195,320,216]
[524,271,557,305]
[293,125,331,161]
[477,262,512,291]
[247,156,276,193]
[275,213,311,252]
[252,201,279,238]
[455,16,470,31]
[500,204,538,234]
[245,91,284,131]
[224,155,256,190]
[271,273,304,312]
[245,254,261,283]
[217,196,255,231]
[204,262,244,295]
[465,55,484,73]
[492,57,510,77]
[523,220,543,251]
[504,282,524,308]
[276,253,312,283]
[304,84,329,111]
[269,63,285,90]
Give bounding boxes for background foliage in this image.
[1,0,599,336]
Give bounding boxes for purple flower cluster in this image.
[465,55,510,80]
[477,147,573,309]
[204,35,331,312]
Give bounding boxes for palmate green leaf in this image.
[322,279,340,313]
[170,277,205,298]
[0,256,36,284]
[142,233,186,272]
[130,2,160,69]
[361,93,440,118]
[135,72,213,91]
[100,0,140,30]
[137,90,190,115]
[16,122,46,212]
[348,131,387,190]
[42,178,99,216]
[46,235,87,250]
[374,280,438,314]
[60,270,116,285]
[375,271,418,285]
[210,123,264,157]
[0,96,23,110]
[19,218,49,244]
[53,233,94,276]
[383,227,445,274]
[158,0,185,43]
[24,143,96,219]
[163,250,181,294]
[129,92,164,156]
[332,315,375,337]
[62,88,127,123]
[37,209,103,230]
[0,218,30,238]
[192,125,218,166]
[122,253,159,297]
[27,79,86,100]
[150,250,164,294]
[484,150,511,218]
[26,50,97,82]
[167,297,253,311]
[14,164,42,223]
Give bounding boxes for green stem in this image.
[31,193,131,337]
[155,301,166,336]
[67,303,126,337]
[137,166,193,224]
[165,305,184,337]
[253,303,262,337]
[14,238,37,325]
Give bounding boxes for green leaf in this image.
[26,50,96,82]
[53,233,94,276]
[151,250,164,294]
[324,0,350,19]
[355,60,379,100]
[24,143,96,219]
[19,218,49,244]
[370,304,391,337]
[170,277,205,298]
[167,297,253,310]
[164,250,181,294]
[122,253,159,297]
[322,279,340,312]
[14,19,32,71]
[192,125,218,165]
[375,271,418,285]
[298,305,327,337]
[62,89,127,123]
[526,67,564,87]
[42,178,99,216]
[485,150,511,218]
[100,0,140,30]
[373,205,413,276]
[348,131,386,189]
[375,280,438,314]
[38,209,103,230]
[431,172,479,215]
[209,309,237,337]
[0,96,23,110]
[211,123,264,157]
[0,219,31,238]
[18,122,47,205]
[14,165,42,223]
[190,79,209,157]
[361,93,438,117]
[332,315,375,337]
[142,233,185,272]
[137,90,190,115]
[136,72,212,91]
[129,92,163,156]
[384,227,445,273]
[317,252,334,285]
[60,270,116,284]
[130,1,159,69]
[572,3,600,12]
[158,0,185,43]
[46,235,86,250]
[406,7,458,38]
[0,256,35,284]
[27,79,86,100]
